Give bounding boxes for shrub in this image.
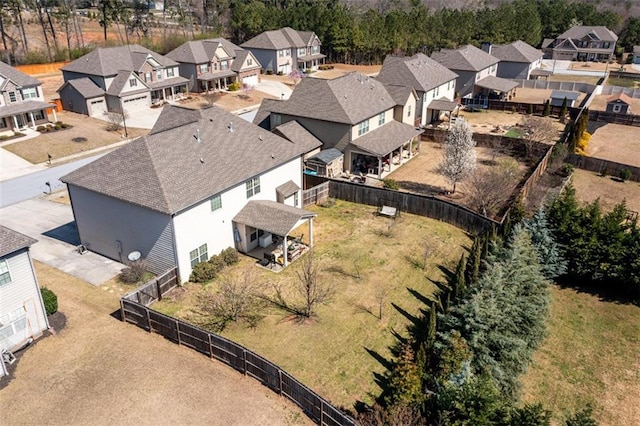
[277,71,284,76]
[220,247,239,266]
[61,123,69,128]
[265,69,273,75]
[575,131,591,155]
[208,255,226,272]
[319,197,336,208]
[228,82,241,91]
[190,261,219,283]
[55,121,62,126]
[382,178,400,190]
[318,64,334,71]
[561,163,574,176]
[118,259,148,283]
[36,125,46,131]
[41,287,58,315]
[55,124,62,130]
[619,168,631,182]
[0,135,7,141]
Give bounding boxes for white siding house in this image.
[62,105,320,282]
[0,226,49,377]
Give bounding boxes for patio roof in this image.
[0,100,55,118]
[233,200,316,236]
[276,180,300,198]
[475,76,519,93]
[197,70,236,81]
[427,98,458,111]
[530,69,552,77]
[146,76,189,90]
[297,53,326,62]
[350,121,422,157]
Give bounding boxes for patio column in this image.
[377,157,382,179]
[283,232,289,267]
[308,218,314,247]
[28,112,36,128]
[12,115,18,129]
[50,107,57,123]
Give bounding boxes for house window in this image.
[21,87,38,100]
[0,118,7,129]
[221,61,228,70]
[407,104,411,117]
[286,49,291,57]
[189,244,208,267]
[358,119,369,136]
[435,86,440,96]
[246,176,261,198]
[0,259,11,286]
[581,40,588,48]
[130,78,137,87]
[298,48,306,56]
[33,110,45,121]
[491,65,496,73]
[247,58,253,66]
[603,42,611,49]
[146,72,153,82]
[0,308,27,344]
[279,49,286,57]
[210,195,222,211]
[199,64,208,73]
[167,67,174,77]
[249,228,264,242]
[294,192,299,207]
[312,45,319,54]
[8,91,16,103]
[613,104,622,113]
[378,112,385,125]
[156,70,162,80]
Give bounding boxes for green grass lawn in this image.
[154,199,471,409]
[504,127,525,138]
[606,77,639,88]
[521,285,640,425]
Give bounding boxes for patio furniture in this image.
[263,252,277,269]
[378,205,398,219]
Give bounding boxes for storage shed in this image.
[305,148,344,178]
[606,93,632,114]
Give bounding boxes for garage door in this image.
[89,99,107,117]
[278,64,290,75]
[122,95,149,113]
[243,74,259,87]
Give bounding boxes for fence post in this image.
[209,333,214,359]
[278,370,283,395]
[156,279,162,301]
[176,319,181,345]
[320,400,325,425]
[243,349,247,374]
[146,307,152,332]
[119,299,125,322]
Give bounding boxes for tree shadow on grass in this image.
[554,276,639,306]
[396,180,446,195]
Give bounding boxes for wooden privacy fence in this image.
[120,298,355,426]
[328,180,500,234]
[14,61,69,75]
[565,154,640,182]
[303,181,330,207]
[122,268,179,306]
[588,110,640,127]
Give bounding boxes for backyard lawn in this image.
[154,199,471,409]
[520,285,640,426]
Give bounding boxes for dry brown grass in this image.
[521,285,640,425]
[0,261,310,425]
[455,109,565,136]
[549,74,602,84]
[571,169,640,213]
[586,123,640,168]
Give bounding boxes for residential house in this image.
[633,46,640,64]
[0,61,56,136]
[0,226,49,377]
[241,27,325,74]
[376,53,458,126]
[431,44,518,103]
[253,72,423,179]
[486,40,544,80]
[606,93,632,114]
[61,105,321,282]
[542,26,618,62]
[550,90,580,107]
[166,38,262,93]
[58,45,189,117]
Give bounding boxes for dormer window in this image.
[199,64,208,74]
[581,40,588,48]
[8,91,16,103]
[247,58,253,66]
[21,87,38,100]
[358,119,370,136]
[167,67,174,77]
[220,61,228,70]
[145,72,151,82]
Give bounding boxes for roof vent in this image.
[200,157,205,163]
[227,121,234,132]
[259,134,263,141]
[194,129,201,143]
[271,153,275,159]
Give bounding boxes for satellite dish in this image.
[127,251,141,262]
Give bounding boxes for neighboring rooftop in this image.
[607,93,632,104]
[556,26,618,42]
[273,121,323,153]
[57,77,105,98]
[254,72,395,125]
[0,225,37,258]
[62,105,312,215]
[490,40,543,63]
[376,53,458,92]
[241,27,317,50]
[307,148,343,164]
[431,44,499,72]
[550,90,581,100]
[0,61,41,89]
[165,38,243,64]
[62,44,178,76]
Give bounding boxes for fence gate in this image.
[303,181,330,207]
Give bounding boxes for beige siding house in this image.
[542,26,618,61]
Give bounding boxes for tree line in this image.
[1,0,638,65]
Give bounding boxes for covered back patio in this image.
[148,76,190,104]
[469,76,519,107]
[233,200,317,271]
[347,121,423,180]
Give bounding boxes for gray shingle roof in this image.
[61,105,312,215]
[231,50,262,73]
[233,200,316,237]
[0,225,37,258]
[427,98,458,111]
[276,180,300,198]
[307,148,343,164]
[106,71,148,96]
[557,26,618,42]
[58,77,104,98]
[0,100,56,118]
[431,45,499,72]
[550,90,580,100]
[261,72,396,125]
[241,27,314,50]
[146,75,189,90]
[475,76,519,93]
[253,99,280,128]
[377,53,458,93]
[0,61,41,88]
[62,45,178,77]
[166,38,242,64]
[490,40,543,63]
[383,84,416,106]
[273,120,323,153]
[350,121,422,157]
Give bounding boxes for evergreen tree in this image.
[384,343,424,407]
[523,209,568,279]
[511,403,552,426]
[453,255,467,299]
[560,97,568,119]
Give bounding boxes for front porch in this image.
[297,53,326,71]
[197,70,237,92]
[148,76,190,104]
[0,101,57,136]
[233,200,317,270]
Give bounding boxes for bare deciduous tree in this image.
[437,118,477,193]
[464,157,519,218]
[195,269,265,331]
[520,116,558,160]
[104,110,126,132]
[202,91,222,106]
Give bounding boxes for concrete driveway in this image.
[254,80,292,100]
[93,105,164,130]
[0,196,124,285]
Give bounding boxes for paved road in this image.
[0,153,104,208]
